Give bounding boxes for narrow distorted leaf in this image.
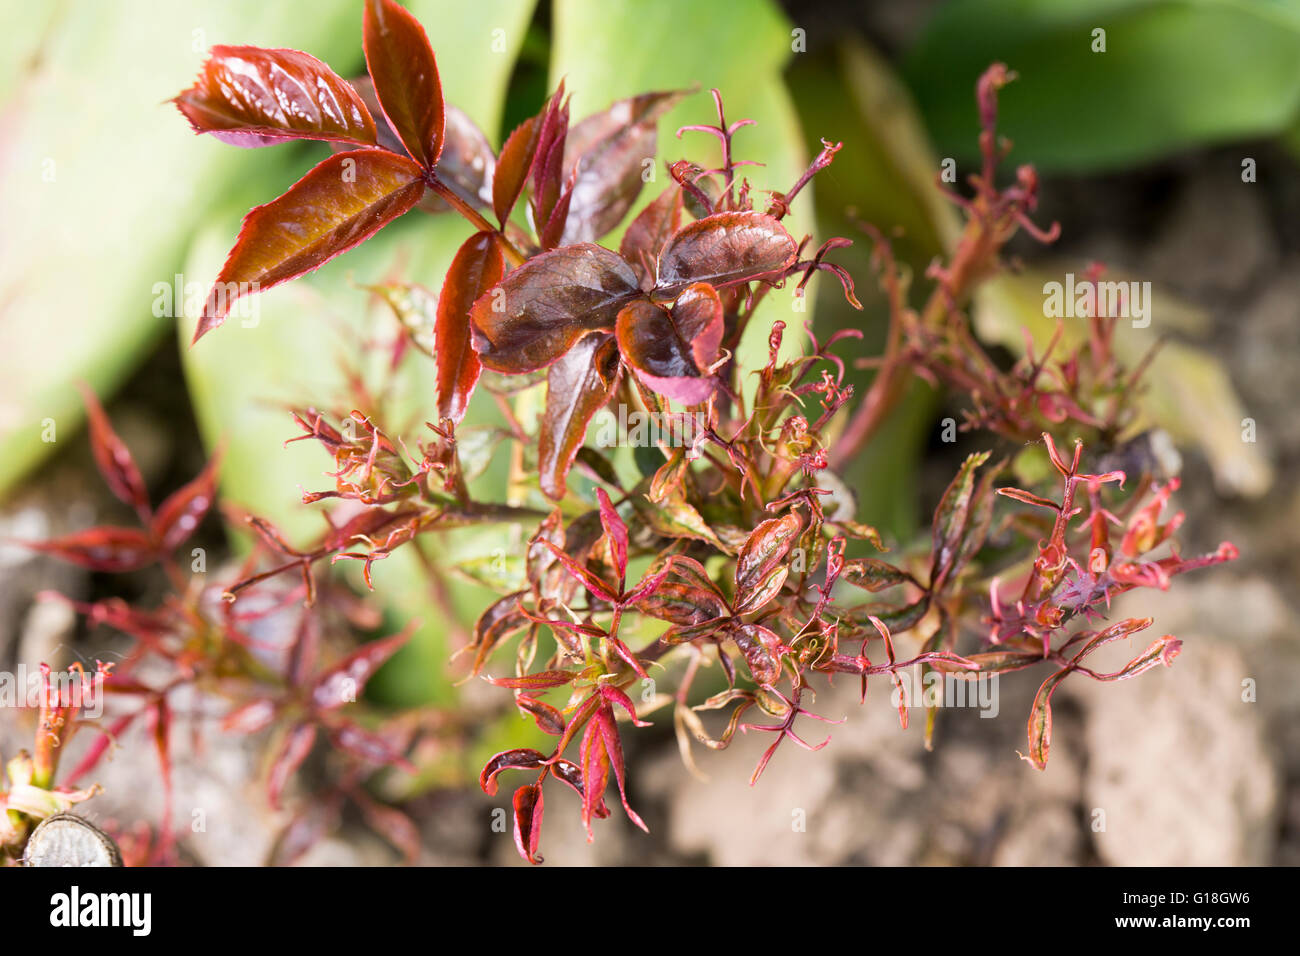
[537,332,621,500]
[469,244,640,373]
[151,452,220,551]
[930,450,991,591]
[194,149,426,341]
[656,212,796,291]
[435,231,506,422]
[174,45,378,148]
[363,0,444,168]
[77,383,150,520]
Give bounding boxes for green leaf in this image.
[906,0,1300,172]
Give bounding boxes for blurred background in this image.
[1,0,1297,865]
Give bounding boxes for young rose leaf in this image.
[151,452,220,552]
[469,244,640,374]
[563,90,687,245]
[479,748,548,795]
[511,784,545,864]
[435,231,506,422]
[598,684,653,727]
[78,383,149,520]
[620,185,683,287]
[529,82,572,250]
[327,723,414,769]
[538,538,619,602]
[267,794,344,867]
[930,450,992,592]
[310,629,412,711]
[537,332,621,500]
[268,721,318,809]
[733,563,789,615]
[194,149,425,341]
[616,282,723,405]
[656,212,796,292]
[362,0,444,168]
[735,512,802,601]
[840,558,916,593]
[174,46,378,148]
[596,488,628,587]
[23,526,156,573]
[1091,635,1183,681]
[493,115,539,226]
[222,699,278,735]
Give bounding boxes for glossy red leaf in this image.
[492,115,539,226]
[426,104,496,210]
[436,231,506,422]
[1024,666,1071,771]
[310,629,412,711]
[23,526,156,573]
[480,748,548,795]
[469,244,640,374]
[194,149,425,341]
[174,45,378,148]
[362,0,444,168]
[656,212,796,292]
[268,721,318,809]
[537,332,621,500]
[616,283,723,405]
[151,452,220,552]
[598,684,653,727]
[562,91,686,245]
[78,383,150,519]
[512,784,545,864]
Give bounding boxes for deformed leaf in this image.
[620,185,683,287]
[511,783,545,864]
[479,748,548,795]
[735,512,802,601]
[840,557,915,593]
[929,450,991,592]
[23,526,156,573]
